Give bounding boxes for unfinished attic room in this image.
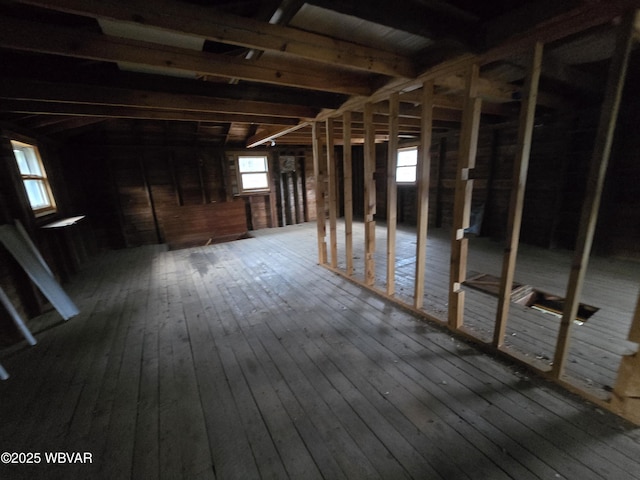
[3,1,640,479]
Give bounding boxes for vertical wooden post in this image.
[312,121,327,264]
[343,111,354,276]
[552,12,637,378]
[364,102,376,286]
[448,64,482,330]
[414,80,434,309]
[611,291,640,423]
[493,42,543,348]
[386,93,399,296]
[326,117,338,268]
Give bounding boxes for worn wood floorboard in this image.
[322,220,639,391]
[253,226,640,480]
[1,223,639,479]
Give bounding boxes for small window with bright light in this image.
[396,147,418,183]
[237,155,270,193]
[11,140,57,216]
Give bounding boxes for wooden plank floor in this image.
[1,223,640,479]
[332,221,640,393]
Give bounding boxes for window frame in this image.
[10,139,57,217]
[395,146,419,185]
[235,153,272,195]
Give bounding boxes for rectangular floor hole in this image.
[465,273,599,324]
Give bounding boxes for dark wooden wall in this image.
[345,107,634,258]
[595,51,640,259]
[62,121,315,251]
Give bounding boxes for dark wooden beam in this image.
[0,99,301,125]
[0,15,373,96]
[14,0,414,78]
[0,78,318,119]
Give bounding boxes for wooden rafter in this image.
[13,0,414,78]
[0,79,317,119]
[0,100,301,125]
[0,15,373,96]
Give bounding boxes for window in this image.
[11,140,57,216]
[237,155,270,193]
[396,147,418,183]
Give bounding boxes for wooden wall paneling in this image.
[611,290,640,422]
[294,152,306,224]
[139,156,162,243]
[269,155,278,228]
[481,129,500,237]
[552,12,637,378]
[435,136,447,228]
[414,81,434,309]
[493,42,543,349]
[304,148,316,221]
[282,171,290,225]
[363,102,376,286]
[386,93,399,296]
[287,173,294,225]
[278,165,287,227]
[105,149,127,249]
[312,122,327,264]
[326,118,338,268]
[343,112,354,276]
[199,155,210,205]
[113,154,155,246]
[448,64,482,330]
[168,152,183,206]
[293,166,303,224]
[160,201,248,248]
[179,154,204,206]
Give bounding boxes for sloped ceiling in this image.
[0,0,635,146]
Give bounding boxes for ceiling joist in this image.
[0,100,302,125]
[0,78,319,119]
[12,0,416,78]
[0,15,374,96]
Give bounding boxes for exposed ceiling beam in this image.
[0,100,302,125]
[0,79,319,119]
[13,0,415,78]
[247,122,310,148]
[0,15,373,96]
[38,117,106,135]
